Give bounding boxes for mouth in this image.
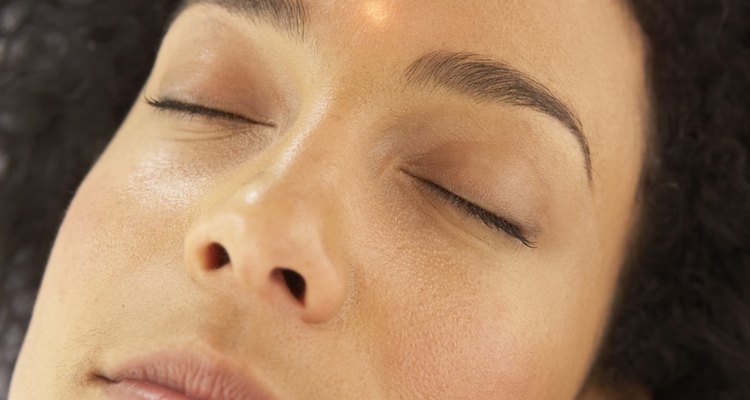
[98,350,277,400]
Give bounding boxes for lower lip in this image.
[104,379,194,400]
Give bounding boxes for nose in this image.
[183,176,347,324]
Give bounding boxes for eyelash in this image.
[416,177,535,248]
[145,97,533,247]
[145,97,275,127]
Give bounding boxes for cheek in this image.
[351,238,539,398]
[367,271,600,400]
[351,201,608,399]
[41,144,201,318]
[378,301,539,399]
[16,145,206,394]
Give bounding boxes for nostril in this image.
[280,268,306,302]
[206,243,231,270]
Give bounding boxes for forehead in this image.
[183,0,643,91]
[304,0,645,116]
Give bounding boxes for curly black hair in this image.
[0,1,748,398]
[593,2,750,398]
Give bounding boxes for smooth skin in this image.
[10,1,647,399]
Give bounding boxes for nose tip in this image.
[184,205,347,324]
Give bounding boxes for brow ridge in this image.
[405,51,592,179]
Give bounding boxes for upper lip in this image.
[100,349,277,400]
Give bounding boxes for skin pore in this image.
[10,1,647,399]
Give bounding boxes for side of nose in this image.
[183,177,347,324]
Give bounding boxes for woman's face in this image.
[11,1,647,399]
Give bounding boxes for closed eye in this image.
[415,177,535,248]
[145,97,276,127]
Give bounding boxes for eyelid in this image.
[145,96,277,128]
[409,173,536,248]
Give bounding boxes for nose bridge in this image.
[252,99,364,223]
[245,127,346,239]
[266,135,343,208]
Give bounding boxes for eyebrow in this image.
[182,0,309,39]
[177,2,592,180]
[405,51,592,179]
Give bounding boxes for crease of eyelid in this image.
[428,182,537,249]
[402,170,536,248]
[144,96,278,128]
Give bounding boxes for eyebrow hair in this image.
[181,0,309,39]
[405,51,592,179]
[172,4,591,179]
